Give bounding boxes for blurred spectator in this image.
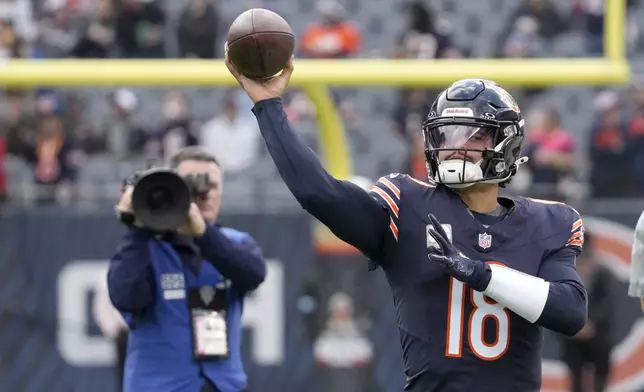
[572,0,606,56]
[313,292,373,392]
[0,0,36,44]
[115,0,166,58]
[496,0,565,56]
[588,91,631,197]
[282,91,320,151]
[98,89,149,159]
[390,89,432,179]
[0,19,27,59]
[64,92,101,153]
[71,0,116,58]
[2,89,37,156]
[24,113,79,203]
[35,2,84,58]
[299,0,361,58]
[495,14,546,102]
[200,92,260,173]
[176,0,219,59]
[562,233,614,392]
[501,16,543,59]
[523,108,576,199]
[338,100,369,155]
[394,1,455,59]
[284,91,315,124]
[157,90,199,159]
[572,0,640,56]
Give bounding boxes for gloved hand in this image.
[426,213,492,292]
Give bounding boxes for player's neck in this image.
[455,184,499,214]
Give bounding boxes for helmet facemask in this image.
[422,116,526,188]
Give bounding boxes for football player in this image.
[226,57,588,392]
[629,209,644,312]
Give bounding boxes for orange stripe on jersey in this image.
[377,177,401,199]
[389,218,399,241]
[571,219,583,233]
[567,231,583,242]
[566,218,585,249]
[369,186,400,218]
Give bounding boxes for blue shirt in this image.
[108,225,266,392]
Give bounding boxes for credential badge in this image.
[478,232,492,249]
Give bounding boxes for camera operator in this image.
[107,146,267,392]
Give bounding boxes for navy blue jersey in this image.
[251,98,586,392]
[369,174,584,392]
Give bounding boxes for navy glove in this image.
[426,214,492,292]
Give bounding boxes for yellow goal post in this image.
[0,0,628,180]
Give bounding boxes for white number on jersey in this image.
[445,276,510,360]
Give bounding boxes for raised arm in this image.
[224,56,390,261]
[251,98,389,261]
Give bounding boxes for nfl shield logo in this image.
[478,232,492,249]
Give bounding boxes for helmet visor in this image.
[427,124,496,151]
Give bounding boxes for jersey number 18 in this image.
[445,276,510,361]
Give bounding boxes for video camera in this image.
[122,166,210,233]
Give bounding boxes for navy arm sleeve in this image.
[195,226,267,293]
[252,98,390,261]
[536,245,588,336]
[107,228,156,313]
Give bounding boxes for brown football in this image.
[226,9,295,79]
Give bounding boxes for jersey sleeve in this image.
[251,98,390,262]
[367,174,403,242]
[528,199,586,270]
[536,246,588,335]
[556,205,585,256]
[629,211,644,298]
[534,204,588,335]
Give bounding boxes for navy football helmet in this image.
[422,79,527,188]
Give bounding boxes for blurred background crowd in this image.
[1,1,644,392]
[1,0,643,208]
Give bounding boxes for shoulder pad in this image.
[368,174,403,215]
[527,198,584,254]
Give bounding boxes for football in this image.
[226,9,295,79]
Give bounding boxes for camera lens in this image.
[146,187,174,210]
